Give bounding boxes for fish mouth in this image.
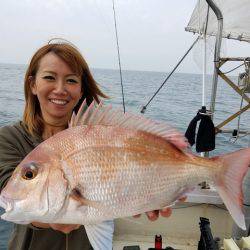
[0,195,14,213]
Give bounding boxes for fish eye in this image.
[21,162,39,180]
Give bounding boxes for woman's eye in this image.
[43,76,55,80]
[67,79,78,84]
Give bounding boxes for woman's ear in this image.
[29,76,37,95]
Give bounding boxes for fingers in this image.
[146,210,159,221]
[178,196,187,202]
[160,207,172,217]
[134,207,174,221]
[50,224,81,234]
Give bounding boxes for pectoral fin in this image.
[85,220,114,250]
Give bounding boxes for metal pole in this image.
[205,0,223,119]
[202,5,210,107]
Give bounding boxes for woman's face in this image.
[31,52,82,125]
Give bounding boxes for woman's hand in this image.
[31,222,81,234]
[133,207,172,221]
[133,196,186,221]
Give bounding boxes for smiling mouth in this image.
[49,99,69,105]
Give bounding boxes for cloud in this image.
[0,0,249,74]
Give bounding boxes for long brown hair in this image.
[23,41,107,136]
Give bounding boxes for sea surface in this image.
[0,63,249,249]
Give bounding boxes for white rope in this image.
[202,35,207,107]
[201,2,210,157]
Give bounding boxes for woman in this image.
[0,41,172,250]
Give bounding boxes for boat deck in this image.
[113,235,198,249]
[113,188,233,249]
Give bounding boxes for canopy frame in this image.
[215,57,250,134]
[205,0,250,137]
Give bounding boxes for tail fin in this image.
[214,148,250,230]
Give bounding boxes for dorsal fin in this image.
[69,100,189,150]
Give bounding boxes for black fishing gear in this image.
[198,217,219,250]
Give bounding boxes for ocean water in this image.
[0,63,249,248]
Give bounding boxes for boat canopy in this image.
[185,0,250,43]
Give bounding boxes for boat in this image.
[113,0,250,249]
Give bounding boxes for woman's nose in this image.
[54,80,67,95]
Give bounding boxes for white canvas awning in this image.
[185,0,250,43]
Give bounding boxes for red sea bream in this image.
[0,100,250,249]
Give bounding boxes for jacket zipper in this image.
[66,234,69,250]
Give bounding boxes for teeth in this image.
[50,99,67,105]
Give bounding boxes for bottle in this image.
[155,234,162,249]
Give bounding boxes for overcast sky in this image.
[0,0,250,74]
